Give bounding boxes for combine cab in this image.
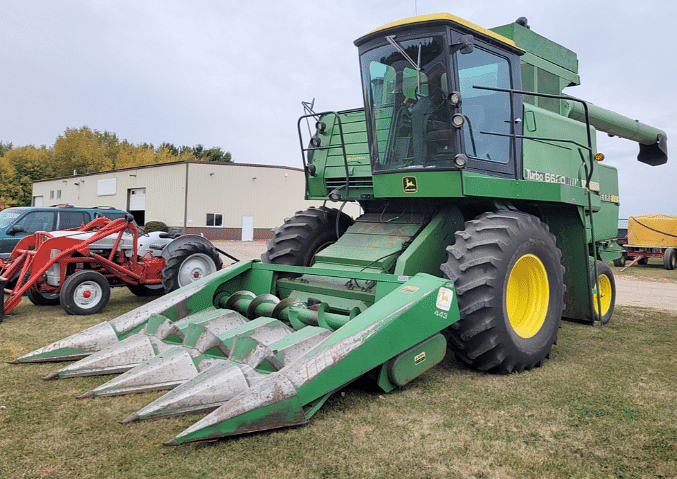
[11,13,667,445]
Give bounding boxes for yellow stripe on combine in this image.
[359,13,517,49]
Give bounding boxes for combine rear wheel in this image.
[162,242,223,293]
[591,261,615,324]
[261,206,353,267]
[663,248,676,270]
[60,271,111,315]
[27,288,60,306]
[440,211,565,373]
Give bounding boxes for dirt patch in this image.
[615,277,677,311]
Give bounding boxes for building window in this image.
[50,190,54,199]
[206,213,222,227]
[56,190,61,199]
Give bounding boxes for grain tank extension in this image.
[12,14,667,445]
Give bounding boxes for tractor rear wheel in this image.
[261,206,353,268]
[162,242,223,293]
[60,271,111,315]
[440,211,565,373]
[27,288,60,306]
[591,261,616,324]
[663,248,676,270]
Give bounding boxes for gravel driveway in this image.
[213,241,677,312]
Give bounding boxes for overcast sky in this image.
[2,0,675,218]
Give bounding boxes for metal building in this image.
[31,161,331,240]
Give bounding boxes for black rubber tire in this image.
[612,254,626,267]
[26,288,60,306]
[591,261,615,325]
[261,206,354,268]
[440,211,565,373]
[162,242,223,293]
[128,284,165,296]
[60,271,111,315]
[663,248,676,270]
[638,257,649,265]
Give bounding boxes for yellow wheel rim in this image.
[506,254,549,338]
[593,274,612,317]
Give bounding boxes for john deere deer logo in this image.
[403,176,417,193]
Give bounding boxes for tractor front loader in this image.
[11,13,667,445]
[0,216,222,318]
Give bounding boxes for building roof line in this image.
[33,160,304,183]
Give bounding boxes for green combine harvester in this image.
[11,14,667,445]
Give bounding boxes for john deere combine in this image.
[11,14,667,445]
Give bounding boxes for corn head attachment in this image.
[14,257,459,444]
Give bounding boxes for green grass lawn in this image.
[1,288,676,478]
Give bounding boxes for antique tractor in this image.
[0,216,222,317]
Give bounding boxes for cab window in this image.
[457,48,512,164]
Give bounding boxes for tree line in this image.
[0,127,232,207]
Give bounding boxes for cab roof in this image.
[355,13,521,53]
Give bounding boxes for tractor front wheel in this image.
[27,288,60,306]
[162,242,223,293]
[440,211,565,373]
[60,271,111,315]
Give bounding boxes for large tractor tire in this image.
[440,211,565,373]
[591,260,616,325]
[663,248,676,270]
[161,242,223,293]
[261,206,354,268]
[27,288,60,306]
[60,271,111,315]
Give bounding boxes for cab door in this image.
[452,35,523,178]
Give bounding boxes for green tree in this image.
[1,146,54,206]
[0,141,13,156]
[192,144,232,162]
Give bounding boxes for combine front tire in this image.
[261,206,353,267]
[162,242,223,293]
[591,261,615,325]
[440,211,565,373]
[60,271,111,315]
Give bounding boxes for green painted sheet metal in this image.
[372,170,464,198]
[394,205,464,277]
